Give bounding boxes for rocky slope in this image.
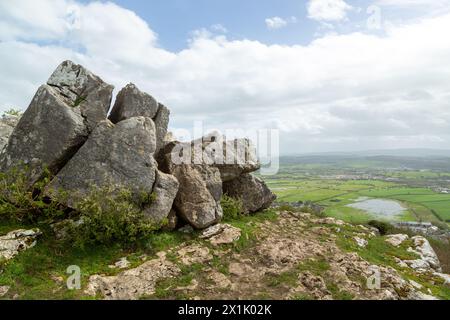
[83,211,450,300]
[1,209,449,300]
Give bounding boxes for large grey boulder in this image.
[109,83,159,122]
[46,117,158,210]
[171,164,223,229]
[108,84,170,152]
[223,174,276,214]
[158,141,223,229]
[0,61,113,184]
[145,171,179,223]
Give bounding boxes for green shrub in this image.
[2,108,22,116]
[0,165,160,247]
[221,195,244,221]
[278,204,298,212]
[67,186,160,248]
[0,165,65,222]
[368,220,392,235]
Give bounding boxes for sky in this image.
[1,0,450,154]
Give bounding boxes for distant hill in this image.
[285,149,450,158]
[280,150,450,171]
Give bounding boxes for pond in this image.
[346,197,406,218]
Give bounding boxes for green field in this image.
[264,178,450,225]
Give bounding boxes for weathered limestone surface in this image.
[0,61,113,184]
[46,117,158,209]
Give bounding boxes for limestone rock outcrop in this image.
[405,236,442,273]
[0,60,276,231]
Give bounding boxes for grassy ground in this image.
[0,222,188,300]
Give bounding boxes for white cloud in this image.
[265,16,297,30]
[211,24,228,33]
[265,17,288,30]
[307,0,353,22]
[1,0,450,153]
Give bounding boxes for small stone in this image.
[385,234,409,247]
[109,257,131,270]
[208,225,241,246]
[394,257,409,268]
[409,280,423,290]
[207,271,231,289]
[229,262,254,276]
[178,225,194,234]
[354,237,368,248]
[199,224,225,239]
[0,285,10,297]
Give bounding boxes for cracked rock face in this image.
[47,60,114,131]
[172,164,223,229]
[0,229,41,260]
[0,61,113,185]
[46,117,158,210]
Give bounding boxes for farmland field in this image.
[260,155,450,226]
